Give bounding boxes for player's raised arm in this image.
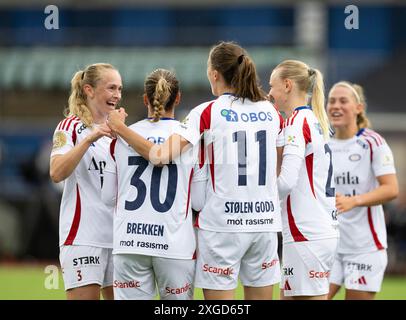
[108,109,190,165]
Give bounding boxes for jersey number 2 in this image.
[324,144,335,197]
[125,156,178,212]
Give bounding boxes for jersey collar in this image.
[294,105,312,111]
[146,117,176,121]
[356,128,365,136]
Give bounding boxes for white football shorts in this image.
[195,230,280,290]
[113,253,195,300]
[329,249,387,292]
[281,238,338,297]
[59,245,113,291]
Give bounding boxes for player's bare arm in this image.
[336,174,398,213]
[108,108,190,165]
[50,124,113,183]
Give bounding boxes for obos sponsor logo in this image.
[203,264,234,276]
[221,109,273,123]
[221,109,238,122]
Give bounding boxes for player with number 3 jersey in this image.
[50,63,122,300]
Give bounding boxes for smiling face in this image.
[268,69,288,111]
[327,85,363,131]
[86,68,122,118]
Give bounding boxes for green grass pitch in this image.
[0,265,405,300]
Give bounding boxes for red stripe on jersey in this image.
[278,111,284,134]
[64,184,82,245]
[60,118,68,131]
[185,168,194,219]
[362,132,379,147]
[303,118,315,197]
[192,250,197,260]
[288,111,299,126]
[364,129,383,146]
[303,118,312,145]
[367,207,384,250]
[199,102,214,167]
[199,102,213,134]
[62,116,73,131]
[57,119,66,130]
[63,117,73,131]
[72,122,80,145]
[284,280,292,290]
[64,116,77,131]
[208,142,215,192]
[287,196,308,242]
[110,139,117,161]
[365,139,373,162]
[305,153,315,198]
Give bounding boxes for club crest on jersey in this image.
[356,139,369,149]
[349,153,361,161]
[221,109,238,122]
[52,131,67,149]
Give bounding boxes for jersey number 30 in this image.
[125,156,178,212]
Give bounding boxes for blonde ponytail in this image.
[353,84,371,129]
[310,69,330,140]
[144,69,180,122]
[151,77,171,122]
[275,60,330,140]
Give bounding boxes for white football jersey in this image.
[174,93,284,232]
[106,118,199,259]
[329,128,396,254]
[281,106,339,244]
[50,116,113,248]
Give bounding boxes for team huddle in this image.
[49,42,398,300]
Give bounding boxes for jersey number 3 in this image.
[125,156,178,212]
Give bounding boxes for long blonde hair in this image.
[275,60,330,140]
[65,63,116,128]
[329,81,370,129]
[144,69,179,122]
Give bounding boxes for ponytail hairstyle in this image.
[329,81,370,129]
[65,63,116,128]
[275,60,330,140]
[144,69,180,122]
[209,41,266,102]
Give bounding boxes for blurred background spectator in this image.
[0,0,405,273]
